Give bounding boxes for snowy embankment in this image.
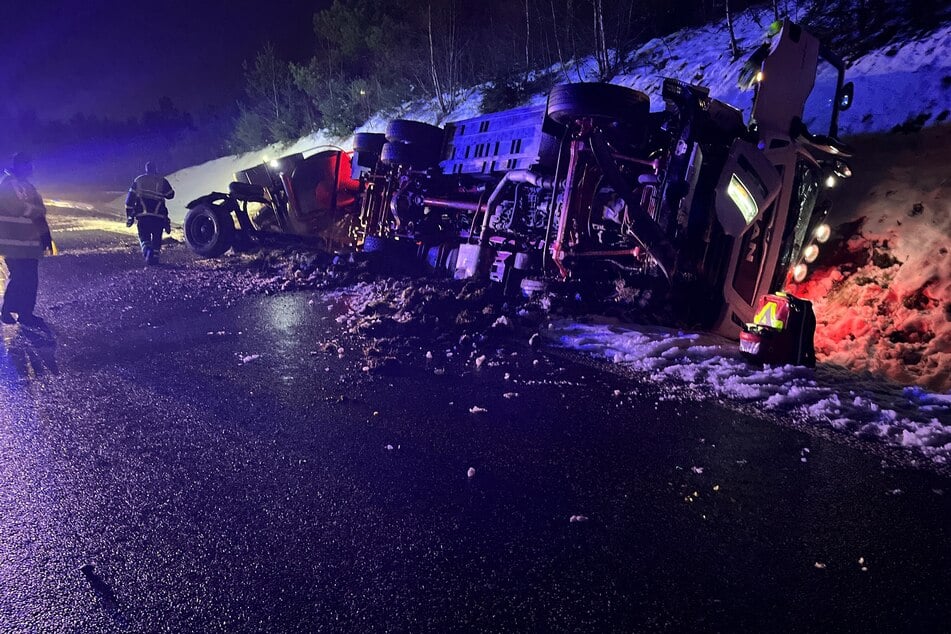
[790,127,951,392]
[135,133,344,224]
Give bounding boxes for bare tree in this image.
[549,0,572,80]
[726,0,740,59]
[592,0,609,78]
[592,0,632,80]
[525,0,532,76]
[427,1,462,115]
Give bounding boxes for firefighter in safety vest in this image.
[0,153,52,328]
[125,161,174,265]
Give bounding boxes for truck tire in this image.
[353,132,386,154]
[184,203,235,257]
[546,83,650,127]
[380,141,440,168]
[353,151,380,169]
[385,120,444,147]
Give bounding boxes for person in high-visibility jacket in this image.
[0,153,53,328]
[125,161,174,265]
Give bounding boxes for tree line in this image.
[231,0,779,150]
[233,0,947,151]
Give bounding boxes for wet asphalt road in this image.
[1,206,950,633]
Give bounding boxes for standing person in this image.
[125,161,174,265]
[0,153,52,327]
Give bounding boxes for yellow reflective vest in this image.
[125,173,174,219]
[0,170,48,259]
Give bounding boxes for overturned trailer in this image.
[185,20,854,349]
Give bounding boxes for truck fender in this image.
[186,192,232,209]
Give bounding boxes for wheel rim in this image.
[189,213,217,247]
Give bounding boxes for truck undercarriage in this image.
[184,20,855,344]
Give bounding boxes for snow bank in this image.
[606,14,951,138]
[789,126,951,391]
[842,22,951,135]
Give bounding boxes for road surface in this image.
[1,203,949,632]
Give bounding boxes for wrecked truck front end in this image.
[351,20,854,349]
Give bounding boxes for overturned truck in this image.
[185,20,854,344]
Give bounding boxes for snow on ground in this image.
[307,275,951,470]
[547,317,951,468]
[289,272,951,469]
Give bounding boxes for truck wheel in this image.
[184,203,235,257]
[385,120,444,147]
[380,142,440,168]
[546,83,650,127]
[353,132,386,154]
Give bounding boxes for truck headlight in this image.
[814,223,831,243]
[727,174,758,225]
[793,263,808,282]
[803,244,819,263]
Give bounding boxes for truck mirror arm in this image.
[790,118,854,158]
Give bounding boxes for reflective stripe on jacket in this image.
[126,173,174,217]
[0,171,47,259]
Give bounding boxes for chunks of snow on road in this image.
[549,318,951,466]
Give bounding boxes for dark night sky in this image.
[1,0,327,121]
